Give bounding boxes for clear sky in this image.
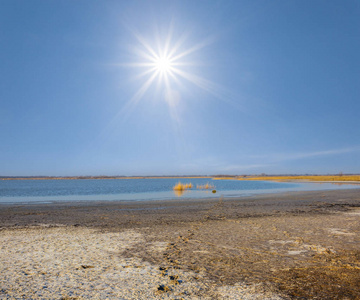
[1,0,359,176]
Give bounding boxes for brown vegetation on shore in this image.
[173,182,193,191]
[173,182,216,191]
[236,175,360,182]
[196,183,215,189]
[212,175,360,182]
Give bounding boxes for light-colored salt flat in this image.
[0,226,280,299]
[0,227,206,299]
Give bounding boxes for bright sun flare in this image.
[153,56,172,73]
[123,28,219,112]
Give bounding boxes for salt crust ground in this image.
[0,226,281,299]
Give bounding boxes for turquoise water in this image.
[0,178,358,204]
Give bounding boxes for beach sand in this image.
[1,189,360,299]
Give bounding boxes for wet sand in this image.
[1,189,360,299]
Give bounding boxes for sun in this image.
[153,56,173,74]
[121,27,220,113]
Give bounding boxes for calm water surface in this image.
[0,178,359,204]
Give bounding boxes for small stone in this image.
[81,265,94,269]
[157,284,171,292]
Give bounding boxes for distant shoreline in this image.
[0,176,212,180]
[1,174,359,182]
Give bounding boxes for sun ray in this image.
[121,71,158,117]
[170,36,215,62]
[133,32,159,60]
[163,28,172,57]
[170,67,243,110]
[133,67,157,80]
[133,49,158,63]
[167,32,189,58]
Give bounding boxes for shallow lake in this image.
[0,178,359,204]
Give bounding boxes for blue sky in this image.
[1,0,359,176]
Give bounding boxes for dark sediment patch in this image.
[1,189,359,229]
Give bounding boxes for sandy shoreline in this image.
[1,189,360,299]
